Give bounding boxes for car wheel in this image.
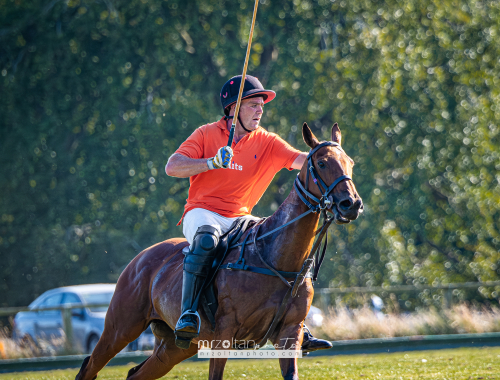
[87,335,99,354]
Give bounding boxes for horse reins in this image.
[222,141,352,348]
[230,141,351,255]
[292,141,351,284]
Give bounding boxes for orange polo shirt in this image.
[175,117,301,223]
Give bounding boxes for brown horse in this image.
[75,122,363,380]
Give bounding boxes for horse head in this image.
[300,122,363,224]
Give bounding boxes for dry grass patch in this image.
[0,329,66,359]
[316,303,500,341]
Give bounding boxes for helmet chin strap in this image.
[225,115,252,133]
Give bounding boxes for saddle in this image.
[182,215,263,330]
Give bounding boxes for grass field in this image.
[0,347,499,379]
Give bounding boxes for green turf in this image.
[1,347,499,379]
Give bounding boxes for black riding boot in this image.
[174,225,220,349]
[301,325,333,354]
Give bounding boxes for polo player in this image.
[165,75,332,353]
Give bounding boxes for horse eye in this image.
[318,161,325,169]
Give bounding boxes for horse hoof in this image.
[150,320,173,340]
[126,358,148,379]
[74,356,96,380]
[174,324,199,349]
[175,337,193,349]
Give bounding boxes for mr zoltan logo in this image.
[197,338,302,359]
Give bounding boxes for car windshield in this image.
[80,292,113,312]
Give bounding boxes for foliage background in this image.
[1,0,499,309]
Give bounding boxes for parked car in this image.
[128,325,155,351]
[13,284,115,353]
[14,283,323,353]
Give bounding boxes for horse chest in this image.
[219,274,308,320]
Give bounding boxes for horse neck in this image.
[257,186,320,272]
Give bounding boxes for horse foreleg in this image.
[274,324,303,380]
[207,319,238,380]
[126,326,198,380]
[75,332,132,380]
[75,310,147,380]
[208,358,228,380]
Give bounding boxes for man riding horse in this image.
[165,75,332,352]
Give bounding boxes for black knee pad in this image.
[184,226,220,275]
[192,225,220,252]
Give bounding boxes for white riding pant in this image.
[182,208,241,245]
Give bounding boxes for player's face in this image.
[237,97,264,131]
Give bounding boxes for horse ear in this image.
[302,123,319,149]
[331,123,342,145]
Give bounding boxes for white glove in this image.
[207,146,234,170]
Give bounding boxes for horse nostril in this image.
[354,199,363,210]
[339,199,353,210]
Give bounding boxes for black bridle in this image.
[222,140,355,348]
[228,140,353,282]
[290,141,352,290]
[294,141,352,214]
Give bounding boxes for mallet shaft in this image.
[227,0,259,147]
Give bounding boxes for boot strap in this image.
[184,253,216,275]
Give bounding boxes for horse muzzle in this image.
[330,196,363,225]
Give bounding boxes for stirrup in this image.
[174,310,201,349]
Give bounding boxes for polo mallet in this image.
[227,0,259,147]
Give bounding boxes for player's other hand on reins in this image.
[207,146,234,169]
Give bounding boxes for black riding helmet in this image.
[220,75,276,116]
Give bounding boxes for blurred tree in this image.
[1,0,499,309]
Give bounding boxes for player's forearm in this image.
[291,153,308,170]
[165,153,209,178]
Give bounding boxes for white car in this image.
[13,284,115,353]
[14,284,323,353]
